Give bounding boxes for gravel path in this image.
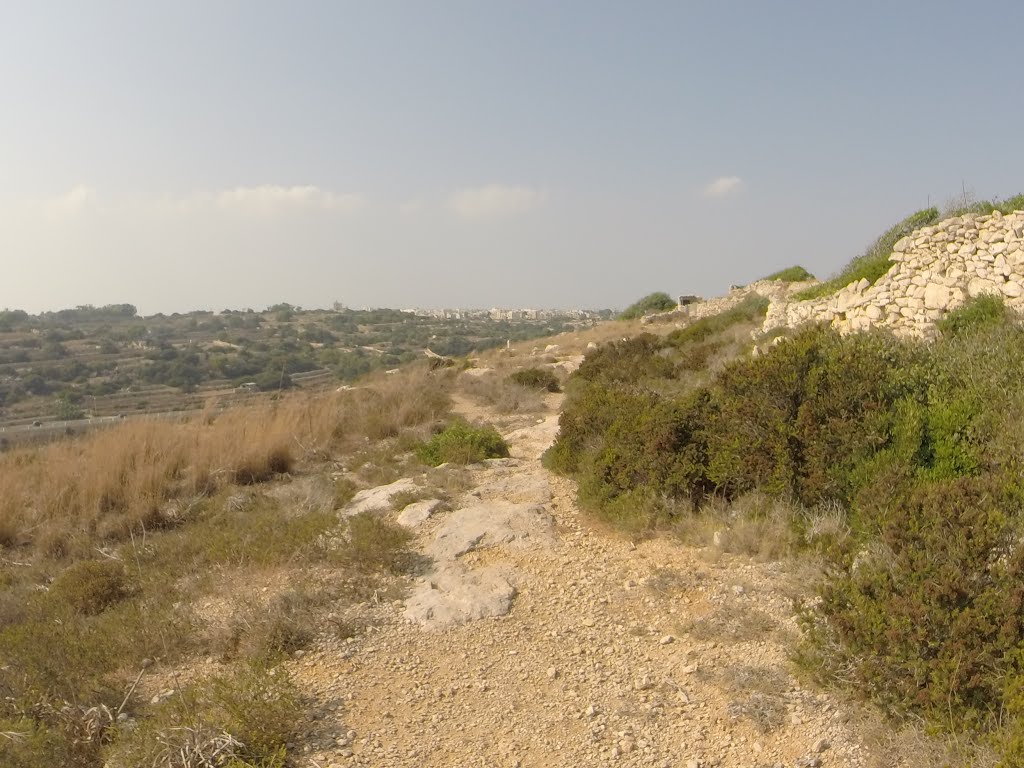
[287,404,880,768]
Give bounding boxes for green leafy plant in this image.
[937,294,1012,339]
[550,298,1024,749]
[416,421,509,466]
[802,475,1024,731]
[508,367,561,392]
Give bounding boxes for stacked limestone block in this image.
[764,210,1024,338]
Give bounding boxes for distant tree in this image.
[22,374,50,396]
[40,341,69,360]
[253,368,293,391]
[0,309,30,331]
[54,396,84,421]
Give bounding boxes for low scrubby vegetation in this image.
[547,295,1024,759]
[618,291,677,320]
[508,367,561,392]
[761,265,815,282]
[417,420,510,466]
[0,365,452,766]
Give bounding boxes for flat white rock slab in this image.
[404,563,515,629]
[427,501,554,560]
[396,499,443,528]
[343,478,419,517]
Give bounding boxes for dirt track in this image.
[284,393,888,768]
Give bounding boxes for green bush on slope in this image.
[416,420,510,466]
[618,292,677,320]
[508,367,561,392]
[761,265,815,282]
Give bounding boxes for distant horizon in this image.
[1,299,623,318]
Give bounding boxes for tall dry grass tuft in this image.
[458,371,547,414]
[331,367,452,443]
[0,367,451,560]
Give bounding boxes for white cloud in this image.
[43,184,98,216]
[448,184,545,218]
[214,185,364,215]
[702,176,743,199]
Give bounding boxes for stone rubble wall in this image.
[763,209,1024,338]
[642,279,814,325]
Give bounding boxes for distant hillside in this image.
[0,303,604,430]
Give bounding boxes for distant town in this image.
[403,307,610,321]
[326,301,611,322]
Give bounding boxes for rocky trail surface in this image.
[287,396,893,768]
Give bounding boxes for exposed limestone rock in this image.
[428,502,553,561]
[343,478,419,516]
[403,562,516,628]
[396,499,443,528]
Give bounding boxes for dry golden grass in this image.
[666,492,802,563]
[457,371,547,414]
[0,367,451,561]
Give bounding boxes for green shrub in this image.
[803,474,1024,730]
[47,560,133,616]
[555,321,996,512]
[508,367,561,392]
[54,396,85,421]
[937,294,1013,339]
[761,265,815,282]
[575,387,713,514]
[703,327,927,505]
[794,207,940,301]
[550,289,1024,746]
[618,292,677,320]
[575,334,674,384]
[416,421,509,466]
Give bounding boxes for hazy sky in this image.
[3,1,1023,315]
